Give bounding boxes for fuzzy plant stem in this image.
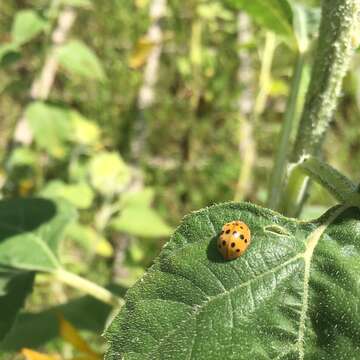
[267,53,306,209]
[279,0,360,217]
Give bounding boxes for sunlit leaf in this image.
[40,181,94,209]
[57,40,105,80]
[11,10,48,45]
[26,102,72,158]
[111,205,172,238]
[106,202,360,359]
[71,112,101,147]
[88,152,131,196]
[121,188,155,208]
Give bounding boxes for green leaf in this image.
[57,40,105,80]
[106,202,360,359]
[11,10,48,45]
[26,102,72,158]
[0,198,77,272]
[7,147,38,168]
[0,284,126,351]
[111,205,172,238]
[0,268,34,342]
[66,222,113,257]
[70,111,101,147]
[121,188,155,208]
[298,156,360,204]
[227,0,294,39]
[88,151,131,196]
[0,43,21,67]
[40,180,94,209]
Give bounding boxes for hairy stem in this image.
[279,0,360,217]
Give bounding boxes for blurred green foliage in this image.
[0,0,359,357]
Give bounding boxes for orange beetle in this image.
[217,221,251,260]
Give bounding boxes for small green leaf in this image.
[70,111,101,147]
[26,102,72,158]
[7,148,38,168]
[88,152,131,196]
[0,43,21,67]
[227,0,294,39]
[0,268,34,342]
[121,188,155,208]
[66,222,112,257]
[111,205,172,238]
[40,180,94,209]
[11,10,48,45]
[106,202,360,359]
[0,198,76,272]
[57,40,105,80]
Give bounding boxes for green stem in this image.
[267,53,306,209]
[53,268,124,308]
[279,0,360,217]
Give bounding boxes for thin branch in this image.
[234,13,256,201]
[13,7,77,145]
[131,0,167,160]
[53,268,124,308]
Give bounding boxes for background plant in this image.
[0,0,360,359]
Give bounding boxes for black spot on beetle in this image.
[231,242,235,247]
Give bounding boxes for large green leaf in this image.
[0,284,126,351]
[0,268,34,342]
[106,202,360,359]
[11,10,48,45]
[0,198,76,272]
[227,0,293,39]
